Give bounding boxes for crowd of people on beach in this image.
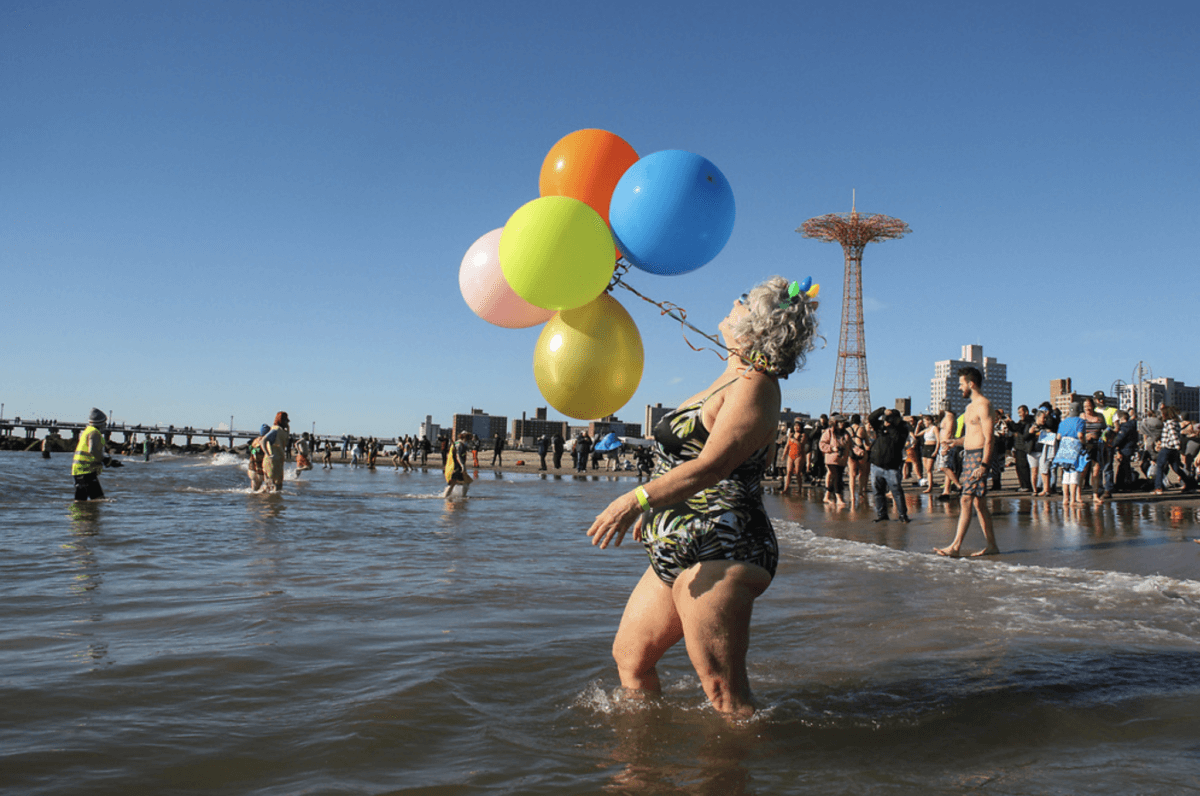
[526,432,654,475]
[61,389,1199,508]
[776,390,1200,509]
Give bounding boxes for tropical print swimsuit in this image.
[641,381,778,584]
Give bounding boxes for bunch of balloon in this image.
[458,130,737,419]
[458,129,646,419]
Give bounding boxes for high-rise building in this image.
[589,415,642,438]
[1049,378,1075,417]
[929,345,1012,416]
[511,407,570,445]
[1119,377,1199,420]
[418,415,440,443]
[452,408,508,442]
[645,403,674,437]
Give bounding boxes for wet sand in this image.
[764,473,1200,583]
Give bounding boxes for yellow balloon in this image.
[533,293,644,420]
[499,196,616,311]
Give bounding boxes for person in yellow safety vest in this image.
[73,407,109,501]
[1093,391,1118,498]
[1093,390,1118,427]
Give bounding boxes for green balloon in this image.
[499,196,615,311]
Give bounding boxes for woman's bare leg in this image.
[848,461,861,508]
[672,561,772,718]
[612,567,684,695]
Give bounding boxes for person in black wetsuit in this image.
[586,276,820,718]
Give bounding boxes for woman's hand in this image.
[630,513,647,543]
[586,491,643,550]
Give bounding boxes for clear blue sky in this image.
[3,1,1196,436]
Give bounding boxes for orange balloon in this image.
[539,129,639,226]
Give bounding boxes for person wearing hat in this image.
[72,408,109,501]
[1092,391,1117,427]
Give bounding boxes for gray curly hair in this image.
[729,276,820,379]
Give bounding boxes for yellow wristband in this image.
[634,485,651,512]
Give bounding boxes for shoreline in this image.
[291,449,1200,512]
[319,449,1200,512]
[12,445,1200,513]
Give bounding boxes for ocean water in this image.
[2,450,1200,795]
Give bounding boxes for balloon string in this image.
[609,262,730,364]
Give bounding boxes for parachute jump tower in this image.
[798,197,910,417]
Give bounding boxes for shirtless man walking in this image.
[935,366,999,558]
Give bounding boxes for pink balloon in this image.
[459,228,556,328]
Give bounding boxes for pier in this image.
[0,419,382,450]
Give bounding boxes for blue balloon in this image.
[609,150,735,276]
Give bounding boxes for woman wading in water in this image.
[586,276,819,718]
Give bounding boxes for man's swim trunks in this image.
[960,448,988,497]
[641,381,777,585]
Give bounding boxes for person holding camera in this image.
[867,407,910,523]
